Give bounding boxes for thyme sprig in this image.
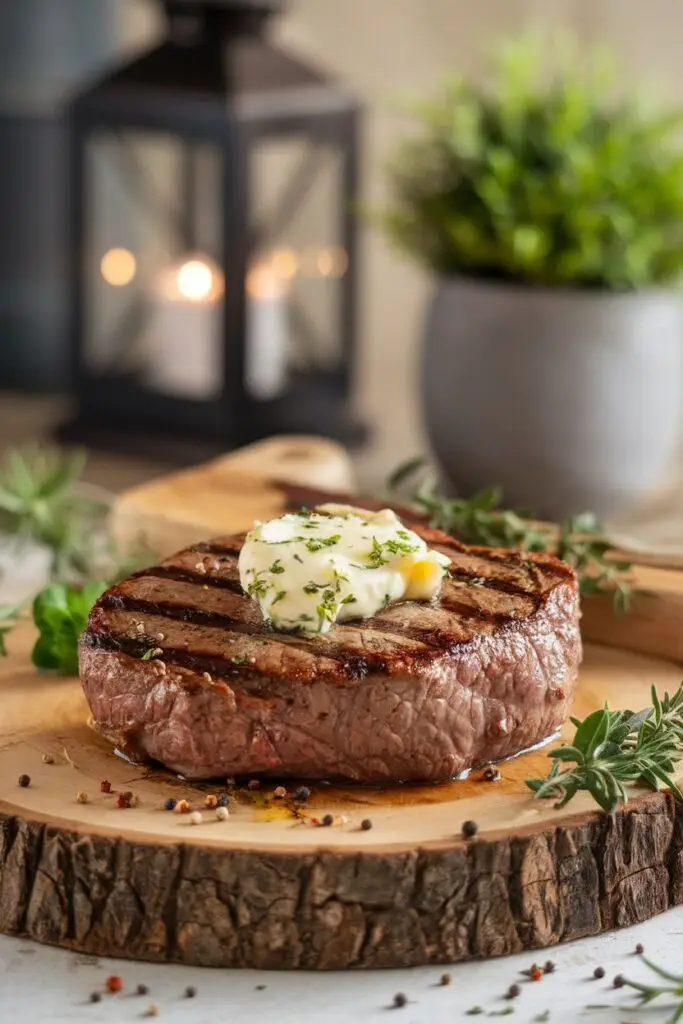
[526,684,683,813]
[588,956,683,1023]
[387,457,633,612]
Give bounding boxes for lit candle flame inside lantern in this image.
[157,255,224,303]
[246,260,289,301]
[299,246,349,278]
[100,247,137,287]
[269,248,298,281]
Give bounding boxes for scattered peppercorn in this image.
[361,818,373,831]
[483,765,501,782]
[116,792,131,809]
[216,792,230,808]
[175,799,190,814]
[216,806,230,821]
[635,943,644,954]
[184,986,196,998]
[130,793,141,807]
[336,814,349,826]
[226,777,236,789]
[164,797,177,811]
[461,820,478,839]
[439,973,451,987]
[106,975,123,993]
[136,984,149,996]
[322,814,334,827]
[89,992,101,1003]
[144,1004,159,1018]
[593,966,605,979]
[204,794,218,809]
[529,964,543,982]
[506,984,521,1000]
[294,786,311,801]
[100,780,112,793]
[18,774,30,788]
[255,984,267,991]
[189,811,203,825]
[273,786,287,799]
[392,993,408,1008]
[76,791,89,804]
[613,975,625,989]
[42,754,54,765]
[543,960,556,974]
[247,779,260,791]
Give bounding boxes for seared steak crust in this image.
[79,524,582,782]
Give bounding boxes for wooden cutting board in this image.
[1,437,683,971]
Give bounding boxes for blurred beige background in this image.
[108,1,683,484]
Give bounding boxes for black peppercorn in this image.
[613,974,625,989]
[635,943,644,954]
[18,774,30,788]
[392,993,407,1008]
[136,984,149,996]
[293,786,311,801]
[543,960,556,974]
[593,966,605,979]
[361,818,373,831]
[216,792,230,808]
[461,819,478,838]
[440,973,451,987]
[89,992,101,1003]
[184,986,197,998]
[321,814,334,827]
[505,984,521,999]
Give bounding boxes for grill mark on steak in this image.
[139,564,246,596]
[446,567,544,603]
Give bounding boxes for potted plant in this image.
[382,36,683,521]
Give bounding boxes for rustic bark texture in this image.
[2,792,682,969]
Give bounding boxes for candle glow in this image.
[100,248,136,287]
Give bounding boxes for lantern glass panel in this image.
[245,135,346,401]
[84,129,224,400]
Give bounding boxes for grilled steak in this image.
[79,522,582,782]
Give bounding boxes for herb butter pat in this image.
[238,505,451,633]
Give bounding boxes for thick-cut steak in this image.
[79,522,582,782]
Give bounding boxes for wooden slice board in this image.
[2,437,683,970]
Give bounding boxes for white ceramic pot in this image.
[422,277,683,521]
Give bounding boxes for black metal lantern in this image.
[59,0,364,462]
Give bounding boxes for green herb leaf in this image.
[0,601,25,657]
[31,580,108,675]
[305,535,341,553]
[526,682,683,813]
[140,647,162,661]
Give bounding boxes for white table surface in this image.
[2,907,683,1024]
[3,551,683,1024]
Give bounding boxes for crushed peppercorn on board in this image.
[238,504,451,633]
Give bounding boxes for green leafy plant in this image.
[382,33,683,288]
[387,458,633,612]
[527,684,683,813]
[0,444,155,666]
[31,581,109,676]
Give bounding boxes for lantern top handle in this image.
[160,0,284,39]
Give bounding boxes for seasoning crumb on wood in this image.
[613,974,625,988]
[361,818,373,831]
[18,774,30,788]
[216,806,230,821]
[392,992,407,1008]
[136,984,149,996]
[461,819,478,838]
[164,798,176,811]
[293,785,311,801]
[100,780,112,793]
[184,986,196,998]
[483,765,501,782]
[439,972,451,987]
[635,943,644,954]
[89,992,101,1003]
[106,975,123,994]
[505,983,521,999]
[41,753,54,764]
[273,786,287,799]
[76,790,89,804]
[189,811,203,825]
[322,813,334,827]
[204,794,218,809]
[174,799,190,814]
[143,1004,159,1018]
[543,960,556,974]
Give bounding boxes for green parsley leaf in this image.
[271,590,287,606]
[140,647,162,661]
[341,594,356,605]
[305,534,341,553]
[269,559,285,574]
[229,655,249,665]
[31,580,108,675]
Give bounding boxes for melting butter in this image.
[238,504,451,634]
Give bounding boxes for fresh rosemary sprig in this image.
[387,457,633,612]
[526,684,683,813]
[588,956,683,1023]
